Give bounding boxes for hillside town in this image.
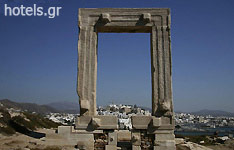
[46,104,234,138]
[175,112,234,129]
[46,104,151,130]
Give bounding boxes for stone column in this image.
[77,26,97,116]
[151,25,173,117]
[151,24,175,150]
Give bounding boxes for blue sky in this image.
[0,0,234,112]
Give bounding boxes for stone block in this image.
[72,129,103,134]
[155,134,175,141]
[147,125,174,134]
[105,145,121,150]
[57,126,72,136]
[108,132,117,145]
[148,117,174,132]
[154,140,175,147]
[76,116,92,128]
[131,116,152,129]
[91,117,101,128]
[117,130,131,142]
[161,117,171,125]
[152,130,174,134]
[132,145,141,150]
[76,134,94,150]
[152,117,161,127]
[75,116,118,130]
[57,126,95,146]
[131,132,141,146]
[97,116,118,129]
[154,146,176,150]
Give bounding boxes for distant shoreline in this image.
[175,127,234,137]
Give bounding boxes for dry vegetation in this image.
[0,108,60,136]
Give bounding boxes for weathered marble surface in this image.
[77,8,175,150]
[78,8,174,118]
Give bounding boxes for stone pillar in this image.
[151,24,173,117]
[151,17,175,150]
[77,26,97,116]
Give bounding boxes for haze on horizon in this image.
[0,0,234,113]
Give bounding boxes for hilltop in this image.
[0,99,61,136]
[0,99,58,115]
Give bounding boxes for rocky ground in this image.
[206,139,234,150]
[175,135,234,150]
[0,128,76,150]
[0,128,233,150]
[176,138,234,150]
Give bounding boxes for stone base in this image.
[155,133,175,141]
[154,140,176,150]
[57,126,94,148]
[57,126,175,150]
[155,140,175,147]
[77,136,94,150]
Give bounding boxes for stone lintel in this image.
[97,26,152,33]
[75,115,118,130]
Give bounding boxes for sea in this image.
[175,127,234,137]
